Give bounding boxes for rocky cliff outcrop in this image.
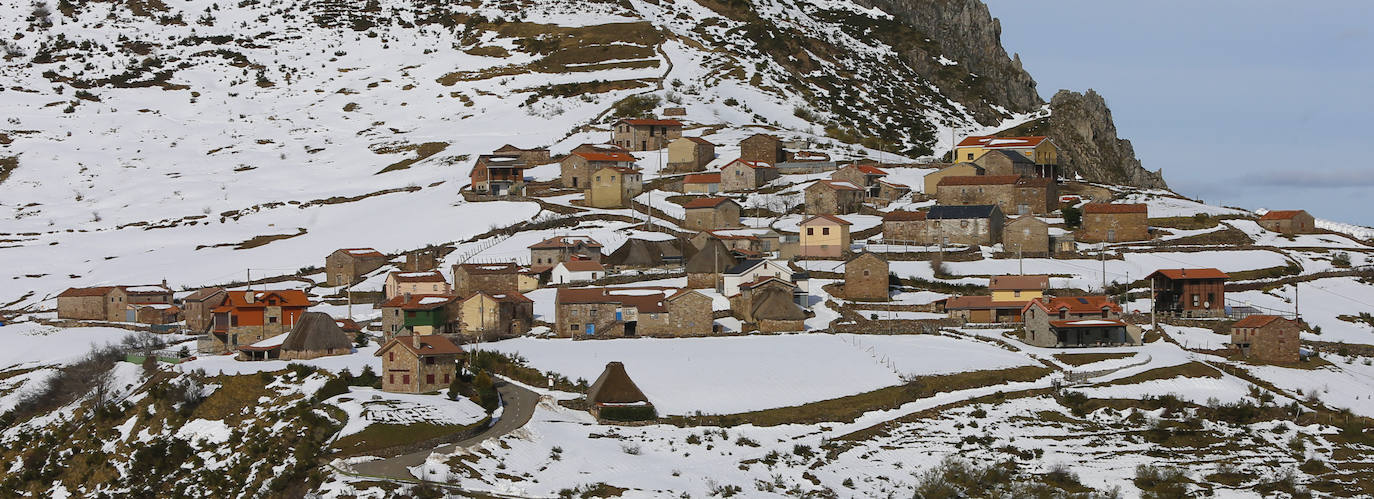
[1046,90,1167,189]
[855,0,1042,123]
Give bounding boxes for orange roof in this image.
[800,214,852,226]
[956,135,1049,148]
[57,286,121,298]
[883,210,926,221]
[1259,210,1307,221]
[989,275,1048,291]
[389,271,447,283]
[380,294,458,310]
[1083,203,1148,214]
[1147,268,1230,280]
[726,159,775,170]
[377,335,463,357]
[683,197,736,209]
[559,260,606,272]
[1024,295,1122,316]
[573,151,636,162]
[1049,319,1127,328]
[1233,315,1290,328]
[214,290,312,311]
[855,165,888,175]
[937,175,1022,187]
[683,172,721,184]
[618,118,683,127]
[814,180,863,191]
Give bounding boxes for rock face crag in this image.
[1045,89,1167,189]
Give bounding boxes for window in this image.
[1058,309,1066,319]
[863,270,870,276]
[443,374,450,384]
[426,374,435,384]
[590,309,598,318]
[389,352,394,361]
[389,374,394,384]
[595,176,601,182]
[961,220,970,228]
[1014,290,1021,297]
[402,375,410,385]
[425,356,435,365]
[1191,294,1200,307]
[822,227,830,235]
[570,309,578,318]
[806,227,814,235]
[268,316,278,324]
[966,153,974,160]
[1206,293,1216,308]
[570,323,579,331]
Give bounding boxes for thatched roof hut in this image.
[685,238,737,274]
[749,283,806,322]
[587,361,651,406]
[280,312,354,360]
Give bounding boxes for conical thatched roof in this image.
[606,238,663,268]
[587,362,651,405]
[685,238,737,273]
[281,312,353,353]
[751,286,806,321]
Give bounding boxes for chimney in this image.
[411,334,421,349]
[245,291,254,304]
[404,292,412,303]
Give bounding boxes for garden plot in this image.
[327,387,487,440]
[478,334,1038,415]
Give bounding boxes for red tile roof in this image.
[1233,315,1288,328]
[378,335,463,357]
[800,214,852,226]
[214,290,312,311]
[574,151,636,162]
[683,197,736,209]
[883,210,926,221]
[989,275,1049,291]
[1259,210,1307,221]
[855,165,888,175]
[1147,268,1230,280]
[559,260,606,272]
[1025,296,1122,316]
[1049,319,1127,329]
[1083,203,1148,214]
[618,118,684,127]
[388,271,447,283]
[956,135,1049,148]
[683,172,721,184]
[937,175,1022,186]
[726,159,775,170]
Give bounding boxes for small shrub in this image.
[620,443,641,455]
[735,436,760,447]
[792,444,813,459]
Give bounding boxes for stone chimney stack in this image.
[411,333,421,349]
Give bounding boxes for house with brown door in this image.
[202,290,312,354]
[1148,268,1228,318]
[529,236,603,267]
[377,334,461,394]
[560,146,635,189]
[611,118,683,151]
[1021,296,1131,347]
[1230,315,1303,363]
[469,154,527,196]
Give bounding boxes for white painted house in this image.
[551,260,607,284]
[721,259,805,297]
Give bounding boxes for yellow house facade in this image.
[585,166,644,209]
[799,214,852,258]
[955,136,1058,166]
[459,292,501,334]
[988,275,1049,303]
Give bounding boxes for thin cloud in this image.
[1246,169,1374,187]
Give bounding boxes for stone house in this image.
[384,271,451,300]
[183,287,227,333]
[404,247,442,272]
[882,210,927,242]
[954,135,1058,178]
[936,175,1056,215]
[458,291,534,340]
[377,334,461,394]
[666,136,715,172]
[923,163,983,194]
[721,159,779,192]
[1021,296,1130,347]
[492,144,551,165]
[799,214,852,258]
[650,289,714,336]
[379,294,460,341]
[552,260,607,284]
[529,236,604,267]
[876,180,911,201]
[325,248,390,287]
[1258,210,1316,235]
[804,180,864,215]
[452,262,520,295]
[611,118,683,151]
[1081,203,1149,243]
[682,172,721,194]
[1148,268,1229,318]
[1230,315,1302,363]
[972,149,1039,177]
[469,154,527,196]
[239,311,354,361]
[730,277,806,332]
[691,230,761,255]
[517,268,545,293]
[845,252,889,301]
[945,296,1025,324]
[555,287,695,338]
[830,164,887,196]
[56,286,129,322]
[202,290,311,354]
[926,205,1005,246]
[682,197,742,231]
[739,133,784,164]
[585,166,643,209]
[560,146,635,189]
[127,304,181,325]
[1003,215,1050,254]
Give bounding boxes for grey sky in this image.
[983,0,1374,225]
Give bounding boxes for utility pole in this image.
[1294,281,1300,319]
[1099,244,1107,292]
[1017,244,1023,275]
[347,275,353,320]
[1150,277,1157,331]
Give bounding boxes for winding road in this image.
[350,380,541,480]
